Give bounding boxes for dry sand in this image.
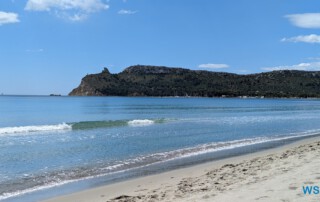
[44,137,320,202]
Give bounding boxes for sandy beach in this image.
[43,136,320,202]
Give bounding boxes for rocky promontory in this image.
[69,65,320,98]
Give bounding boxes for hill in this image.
[69,65,320,98]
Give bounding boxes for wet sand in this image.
[44,136,320,202]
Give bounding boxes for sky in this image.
[1,0,320,95]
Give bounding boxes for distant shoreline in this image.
[1,94,320,100]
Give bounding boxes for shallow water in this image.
[1,96,320,201]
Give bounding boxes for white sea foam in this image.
[0,123,72,136]
[0,179,77,201]
[114,129,320,166]
[128,119,155,126]
[171,129,320,159]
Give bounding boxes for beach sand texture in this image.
[44,137,320,202]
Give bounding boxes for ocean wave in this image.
[70,120,128,130]
[0,119,168,135]
[128,119,155,126]
[0,123,72,136]
[71,119,164,130]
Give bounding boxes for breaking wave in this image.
[0,123,72,136]
[128,119,155,126]
[0,119,168,135]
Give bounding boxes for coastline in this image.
[43,136,320,202]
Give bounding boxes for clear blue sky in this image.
[1,0,320,95]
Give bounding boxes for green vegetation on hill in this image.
[69,65,320,98]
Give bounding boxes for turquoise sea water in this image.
[1,96,320,201]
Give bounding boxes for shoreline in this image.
[1,95,320,100]
[43,136,320,202]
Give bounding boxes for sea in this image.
[1,96,320,201]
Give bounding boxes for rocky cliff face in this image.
[69,65,320,98]
[69,79,103,96]
[69,68,115,96]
